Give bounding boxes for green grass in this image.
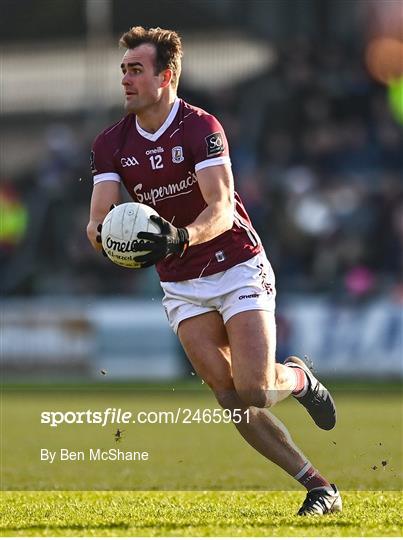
[1,381,402,536]
[2,384,401,490]
[1,490,402,536]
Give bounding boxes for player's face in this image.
[121,44,165,114]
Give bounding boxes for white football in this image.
[101,202,160,268]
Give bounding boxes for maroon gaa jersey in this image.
[91,98,261,281]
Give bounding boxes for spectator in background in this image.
[0,181,29,292]
[0,182,28,258]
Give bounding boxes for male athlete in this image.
[87,26,342,516]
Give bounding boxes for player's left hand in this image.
[134,216,189,268]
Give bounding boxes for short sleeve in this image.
[189,114,232,172]
[90,132,121,185]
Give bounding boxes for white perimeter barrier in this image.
[1,296,402,378]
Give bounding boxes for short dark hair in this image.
[119,26,183,88]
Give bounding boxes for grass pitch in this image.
[1,490,402,536]
[1,381,402,536]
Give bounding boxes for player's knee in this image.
[236,386,272,409]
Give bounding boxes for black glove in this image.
[96,204,116,257]
[134,215,189,268]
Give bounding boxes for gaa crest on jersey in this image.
[121,156,139,167]
[205,132,224,157]
[172,146,184,163]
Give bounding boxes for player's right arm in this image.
[87,132,122,252]
[87,181,121,251]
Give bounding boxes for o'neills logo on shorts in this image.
[106,237,147,253]
[239,293,260,300]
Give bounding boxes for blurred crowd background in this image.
[1,0,402,379]
[2,0,402,299]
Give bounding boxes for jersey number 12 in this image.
[149,155,163,170]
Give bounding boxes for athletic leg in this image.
[225,309,335,491]
[178,310,340,513]
[178,311,310,477]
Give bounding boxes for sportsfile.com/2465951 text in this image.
[40,408,251,427]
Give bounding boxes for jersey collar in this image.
[135,97,180,142]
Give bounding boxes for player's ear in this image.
[160,69,172,88]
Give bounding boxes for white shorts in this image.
[161,252,276,334]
